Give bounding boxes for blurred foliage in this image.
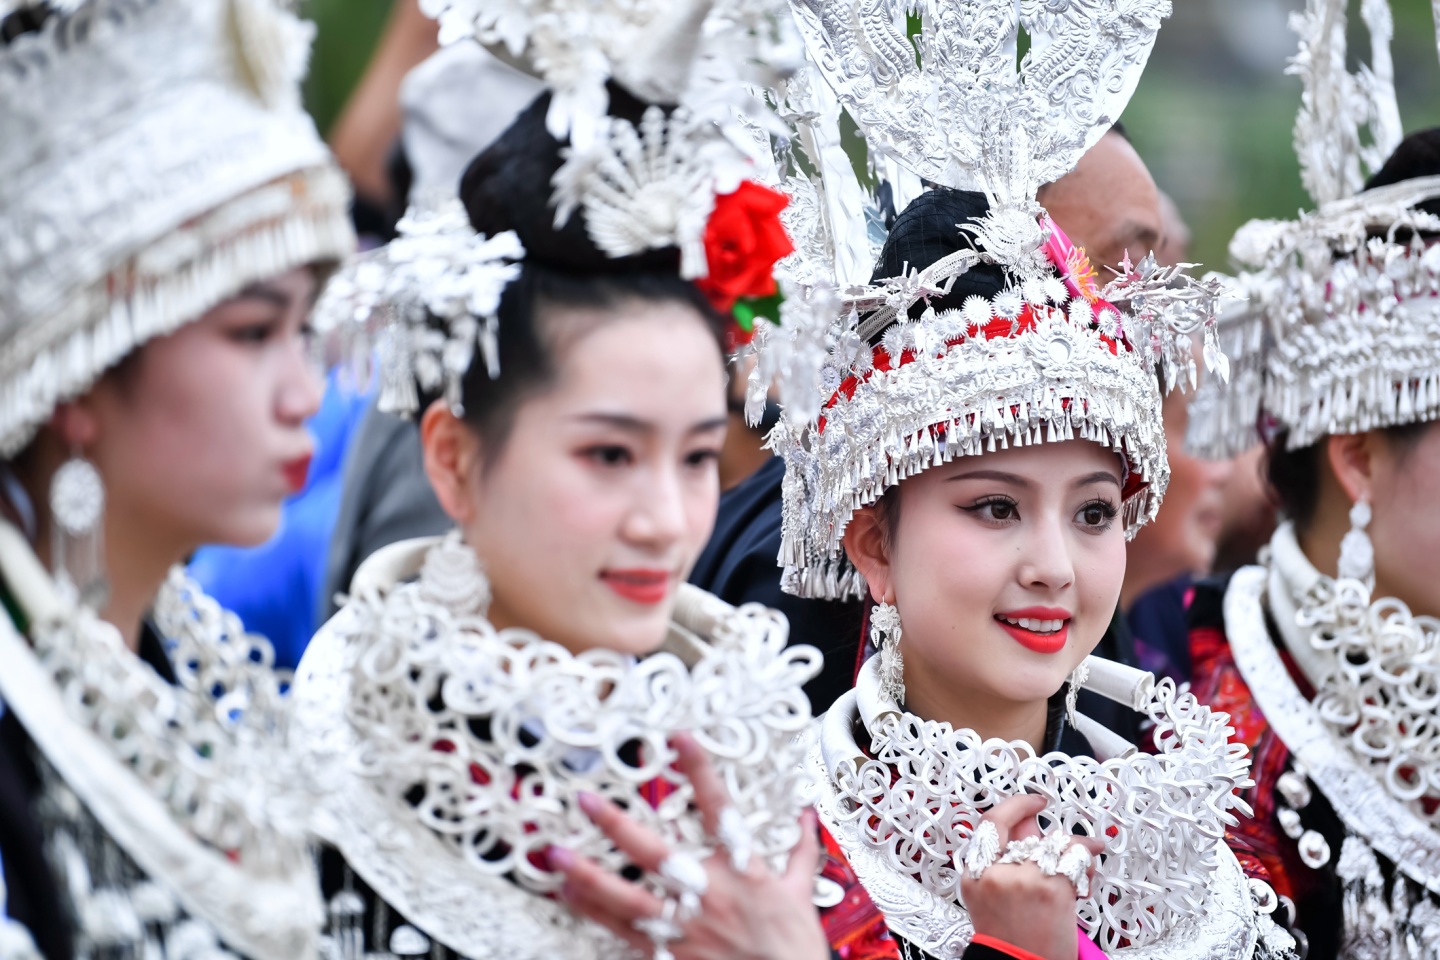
[301,0,396,137]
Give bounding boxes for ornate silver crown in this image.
[0,0,355,458]
[1186,0,1440,459]
[758,0,1231,600]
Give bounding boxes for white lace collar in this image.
[291,532,821,959]
[0,520,322,958]
[808,655,1279,960]
[1221,528,1440,888]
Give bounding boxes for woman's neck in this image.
[900,648,1051,750]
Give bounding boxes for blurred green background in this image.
[1117,0,1440,271]
[299,0,1440,274]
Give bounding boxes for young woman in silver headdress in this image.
[0,1,355,957]
[577,3,1297,959]
[1180,2,1440,956]
[290,4,898,960]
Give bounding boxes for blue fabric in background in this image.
[188,371,371,669]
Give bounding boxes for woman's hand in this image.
[959,794,1104,960]
[548,732,830,960]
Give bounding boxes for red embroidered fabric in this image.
[1187,599,1319,906]
[818,823,901,960]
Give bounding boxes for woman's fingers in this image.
[558,887,653,955]
[576,791,671,873]
[780,809,822,894]
[550,846,665,923]
[980,792,1048,845]
[671,733,731,838]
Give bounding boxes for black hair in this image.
[1264,421,1433,532]
[867,187,1008,327]
[1365,126,1440,219]
[440,87,728,461]
[863,187,1019,534]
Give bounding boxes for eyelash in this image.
[964,496,1019,525]
[582,447,721,469]
[584,445,633,467]
[962,496,1120,531]
[1076,499,1119,531]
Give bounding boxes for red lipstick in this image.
[600,569,671,605]
[282,454,312,494]
[994,606,1072,655]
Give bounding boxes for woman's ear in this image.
[420,400,483,526]
[1326,431,1378,506]
[843,506,894,605]
[47,399,100,450]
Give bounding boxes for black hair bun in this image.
[869,187,1008,316]
[459,84,682,274]
[1365,126,1440,219]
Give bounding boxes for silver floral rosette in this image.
[291,533,822,959]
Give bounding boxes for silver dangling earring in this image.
[1065,659,1090,729]
[49,454,108,607]
[1336,497,1374,588]
[871,601,905,705]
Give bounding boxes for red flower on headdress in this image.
[695,181,794,314]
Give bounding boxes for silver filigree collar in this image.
[292,532,821,958]
[0,521,321,958]
[808,655,1273,959]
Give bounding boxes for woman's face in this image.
[1366,422,1440,616]
[84,267,323,553]
[453,301,728,656]
[850,440,1128,711]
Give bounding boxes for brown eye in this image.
[1077,500,1118,529]
[966,497,1020,523]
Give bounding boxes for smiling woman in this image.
[845,443,1128,749]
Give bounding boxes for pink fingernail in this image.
[547,845,576,870]
[576,791,603,816]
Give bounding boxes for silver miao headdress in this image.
[315,0,824,418]
[759,0,1232,601]
[1186,0,1440,459]
[0,0,355,459]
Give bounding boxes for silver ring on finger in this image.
[716,806,754,873]
[961,820,1001,880]
[1055,843,1093,899]
[635,899,683,960]
[657,851,708,917]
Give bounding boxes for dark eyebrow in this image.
[232,283,293,310]
[1077,470,1123,489]
[573,413,729,436]
[945,469,1032,488]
